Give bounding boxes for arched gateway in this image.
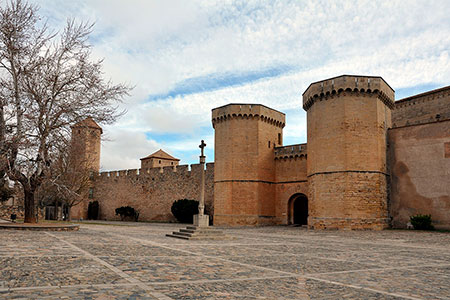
[288,193,308,225]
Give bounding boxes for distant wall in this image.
[91,163,214,222]
[392,86,450,128]
[388,120,450,229]
[0,205,44,221]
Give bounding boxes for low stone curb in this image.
[0,223,79,231]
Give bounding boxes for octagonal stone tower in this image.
[212,104,285,226]
[303,75,394,230]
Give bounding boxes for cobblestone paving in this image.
[0,223,449,299]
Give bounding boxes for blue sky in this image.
[32,0,450,171]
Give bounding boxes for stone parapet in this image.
[392,85,450,127]
[98,162,214,180]
[212,103,285,128]
[274,143,307,160]
[302,75,395,111]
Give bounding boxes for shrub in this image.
[410,214,434,230]
[115,206,139,222]
[171,199,199,223]
[87,201,99,220]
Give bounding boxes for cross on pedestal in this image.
[194,139,209,227]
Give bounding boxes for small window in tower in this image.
[171,162,173,165]
[88,188,94,199]
[278,133,282,145]
[268,141,271,148]
[78,130,80,134]
[159,160,161,164]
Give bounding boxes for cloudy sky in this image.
[32,0,450,171]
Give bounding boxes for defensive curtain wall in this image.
[68,75,449,230]
[388,86,450,229]
[72,163,214,222]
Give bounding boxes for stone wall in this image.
[274,145,308,224]
[388,120,450,229]
[87,163,214,222]
[0,204,44,221]
[212,104,285,226]
[392,86,450,128]
[303,75,393,230]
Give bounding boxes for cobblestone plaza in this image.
[1,223,449,299]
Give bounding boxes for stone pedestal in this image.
[193,214,209,227]
[166,225,232,240]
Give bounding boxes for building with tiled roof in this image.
[140,149,180,169]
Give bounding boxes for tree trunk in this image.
[23,189,36,223]
[67,206,72,221]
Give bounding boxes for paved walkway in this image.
[0,222,449,299]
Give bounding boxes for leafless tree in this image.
[36,138,94,221]
[0,0,130,223]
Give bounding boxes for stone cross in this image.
[199,140,206,158]
[198,140,206,215]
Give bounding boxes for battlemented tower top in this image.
[302,75,395,111]
[212,103,285,128]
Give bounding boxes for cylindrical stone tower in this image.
[303,75,394,230]
[212,104,285,226]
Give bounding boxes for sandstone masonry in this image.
[63,75,450,230]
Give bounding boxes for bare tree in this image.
[36,138,93,221]
[0,0,129,223]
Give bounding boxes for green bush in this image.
[171,199,199,223]
[410,214,434,230]
[87,201,99,220]
[115,206,139,221]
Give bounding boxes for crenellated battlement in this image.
[212,103,285,128]
[274,143,307,160]
[392,85,450,127]
[98,162,214,180]
[302,75,395,111]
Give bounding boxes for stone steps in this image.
[166,225,232,240]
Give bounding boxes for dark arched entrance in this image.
[288,193,308,225]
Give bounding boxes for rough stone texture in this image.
[304,75,393,230]
[308,173,389,230]
[392,86,450,128]
[212,104,285,226]
[70,119,102,221]
[71,118,102,172]
[303,75,395,111]
[65,76,449,230]
[0,205,44,221]
[92,163,214,222]
[388,119,450,229]
[274,145,308,224]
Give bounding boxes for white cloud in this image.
[100,128,161,171]
[31,0,450,170]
